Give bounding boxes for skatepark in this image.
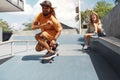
[0,34,120,80]
[0,0,120,80]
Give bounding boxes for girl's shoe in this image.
[92,32,98,38]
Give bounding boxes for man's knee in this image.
[35,47,43,51]
[35,33,40,40]
[35,33,44,42]
[35,44,45,51]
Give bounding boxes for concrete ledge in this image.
[90,36,120,76]
[91,37,120,54]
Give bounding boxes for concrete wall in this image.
[101,3,120,38]
[90,37,120,76]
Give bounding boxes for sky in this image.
[0,0,114,31]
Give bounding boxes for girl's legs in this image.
[84,33,94,48]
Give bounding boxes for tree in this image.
[23,22,32,31]
[0,19,12,32]
[75,1,114,26]
[93,1,114,18]
[81,9,92,23]
[114,0,120,5]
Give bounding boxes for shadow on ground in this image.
[22,55,43,61]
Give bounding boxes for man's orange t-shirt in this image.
[33,13,62,41]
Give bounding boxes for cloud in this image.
[32,0,78,28]
[23,1,33,15]
[5,0,79,30]
[10,23,23,30]
[54,0,77,27]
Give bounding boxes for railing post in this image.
[11,41,14,56]
[26,41,29,51]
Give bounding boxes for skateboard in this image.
[41,57,54,63]
[40,50,59,63]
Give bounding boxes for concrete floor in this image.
[0,34,120,80]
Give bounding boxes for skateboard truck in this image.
[40,52,59,64]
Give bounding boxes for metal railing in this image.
[0,40,36,59]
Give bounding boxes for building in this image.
[0,0,24,42]
[61,23,78,34]
[0,0,24,12]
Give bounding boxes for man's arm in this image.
[54,30,62,41]
[32,21,52,30]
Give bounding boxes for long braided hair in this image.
[50,7,56,18]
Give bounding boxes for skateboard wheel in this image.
[57,54,59,56]
[49,60,53,63]
[41,60,45,63]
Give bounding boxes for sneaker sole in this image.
[40,54,57,60]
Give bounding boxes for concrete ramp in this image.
[0,35,120,80]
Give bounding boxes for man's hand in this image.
[46,20,53,25]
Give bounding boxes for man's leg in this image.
[35,43,45,51]
[35,33,57,59]
[51,42,59,51]
[35,33,54,53]
[35,33,45,51]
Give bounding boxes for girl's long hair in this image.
[90,12,99,24]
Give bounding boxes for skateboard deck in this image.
[41,57,54,63]
[40,50,59,63]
